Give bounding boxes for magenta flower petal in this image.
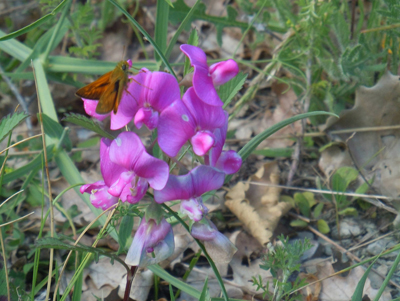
[182,87,226,130]
[191,131,215,156]
[158,99,197,157]
[180,198,208,222]
[125,218,175,267]
[119,177,149,204]
[83,99,109,121]
[110,75,140,130]
[208,113,228,167]
[109,132,169,190]
[209,59,239,86]
[153,165,225,204]
[108,171,135,197]
[100,138,128,187]
[215,150,242,174]
[180,44,223,106]
[134,107,159,130]
[80,181,118,210]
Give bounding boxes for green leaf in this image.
[317,219,330,234]
[169,0,249,46]
[0,112,29,143]
[117,215,134,254]
[63,113,115,140]
[148,264,201,299]
[338,207,358,216]
[252,147,294,158]
[155,0,169,64]
[220,72,247,108]
[351,257,379,301]
[313,203,324,219]
[0,0,69,41]
[225,111,338,184]
[331,166,358,205]
[290,220,308,228]
[107,0,177,79]
[0,29,32,61]
[199,277,211,301]
[165,0,202,60]
[40,114,72,151]
[294,193,311,217]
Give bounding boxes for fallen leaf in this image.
[225,161,292,246]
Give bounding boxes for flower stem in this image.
[123,265,137,301]
[161,204,230,301]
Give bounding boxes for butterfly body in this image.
[76,60,131,114]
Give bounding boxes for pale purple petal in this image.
[125,218,174,267]
[110,75,140,130]
[154,165,225,204]
[215,150,242,174]
[191,131,215,156]
[80,181,118,210]
[182,87,226,130]
[158,99,196,157]
[83,99,109,121]
[180,198,207,222]
[109,132,169,190]
[208,113,228,167]
[180,44,223,106]
[209,59,239,86]
[80,181,105,194]
[191,220,217,241]
[134,107,159,130]
[204,231,237,263]
[100,138,128,187]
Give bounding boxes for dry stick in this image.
[307,226,400,290]
[0,212,34,228]
[247,182,397,214]
[0,229,10,301]
[0,134,42,156]
[348,230,398,253]
[52,203,118,300]
[0,190,24,210]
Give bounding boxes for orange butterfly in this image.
[76,60,132,114]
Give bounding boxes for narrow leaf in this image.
[0,112,29,143]
[199,277,210,301]
[107,0,177,79]
[0,29,32,61]
[351,257,379,301]
[155,0,169,64]
[40,114,72,151]
[221,72,247,108]
[0,0,69,41]
[118,215,134,254]
[63,113,115,140]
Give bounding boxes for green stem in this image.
[274,259,292,301]
[174,249,202,299]
[161,204,229,301]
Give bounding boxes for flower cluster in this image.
[80,45,242,267]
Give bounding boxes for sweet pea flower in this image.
[125,217,174,267]
[111,69,180,130]
[153,165,225,221]
[80,137,131,210]
[206,113,242,175]
[191,218,237,263]
[107,132,169,203]
[180,44,239,106]
[158,87,227,157]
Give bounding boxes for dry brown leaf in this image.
[299,273,321,301]
[225,162,292,246]
[316,261,392,301]
[324,71,400,198]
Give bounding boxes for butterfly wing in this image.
[76,71,113,100]
[95,79,120,114]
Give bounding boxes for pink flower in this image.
[191,218,237,263]
[180,44,239,106]
[206,114,242,175]
[158,87,227,157]
[108,132,170,203]
[153,166,225,222]
[80,181,118,210]
[111,69,180,130]
[125,217,174,267]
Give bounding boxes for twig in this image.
[0,229,10,301]
[0,190,24,210]
[307,226,400,289]
[247,182,397,214]
[0,212,34,227]
[0,65,33,135]
[348,230,398,252]
[0,134,42,156]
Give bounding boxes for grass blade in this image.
[0,29,32,61]
[107,0,177,79]
[155,0,169,64]
[351,256,379,301]
[0,0,69,41]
